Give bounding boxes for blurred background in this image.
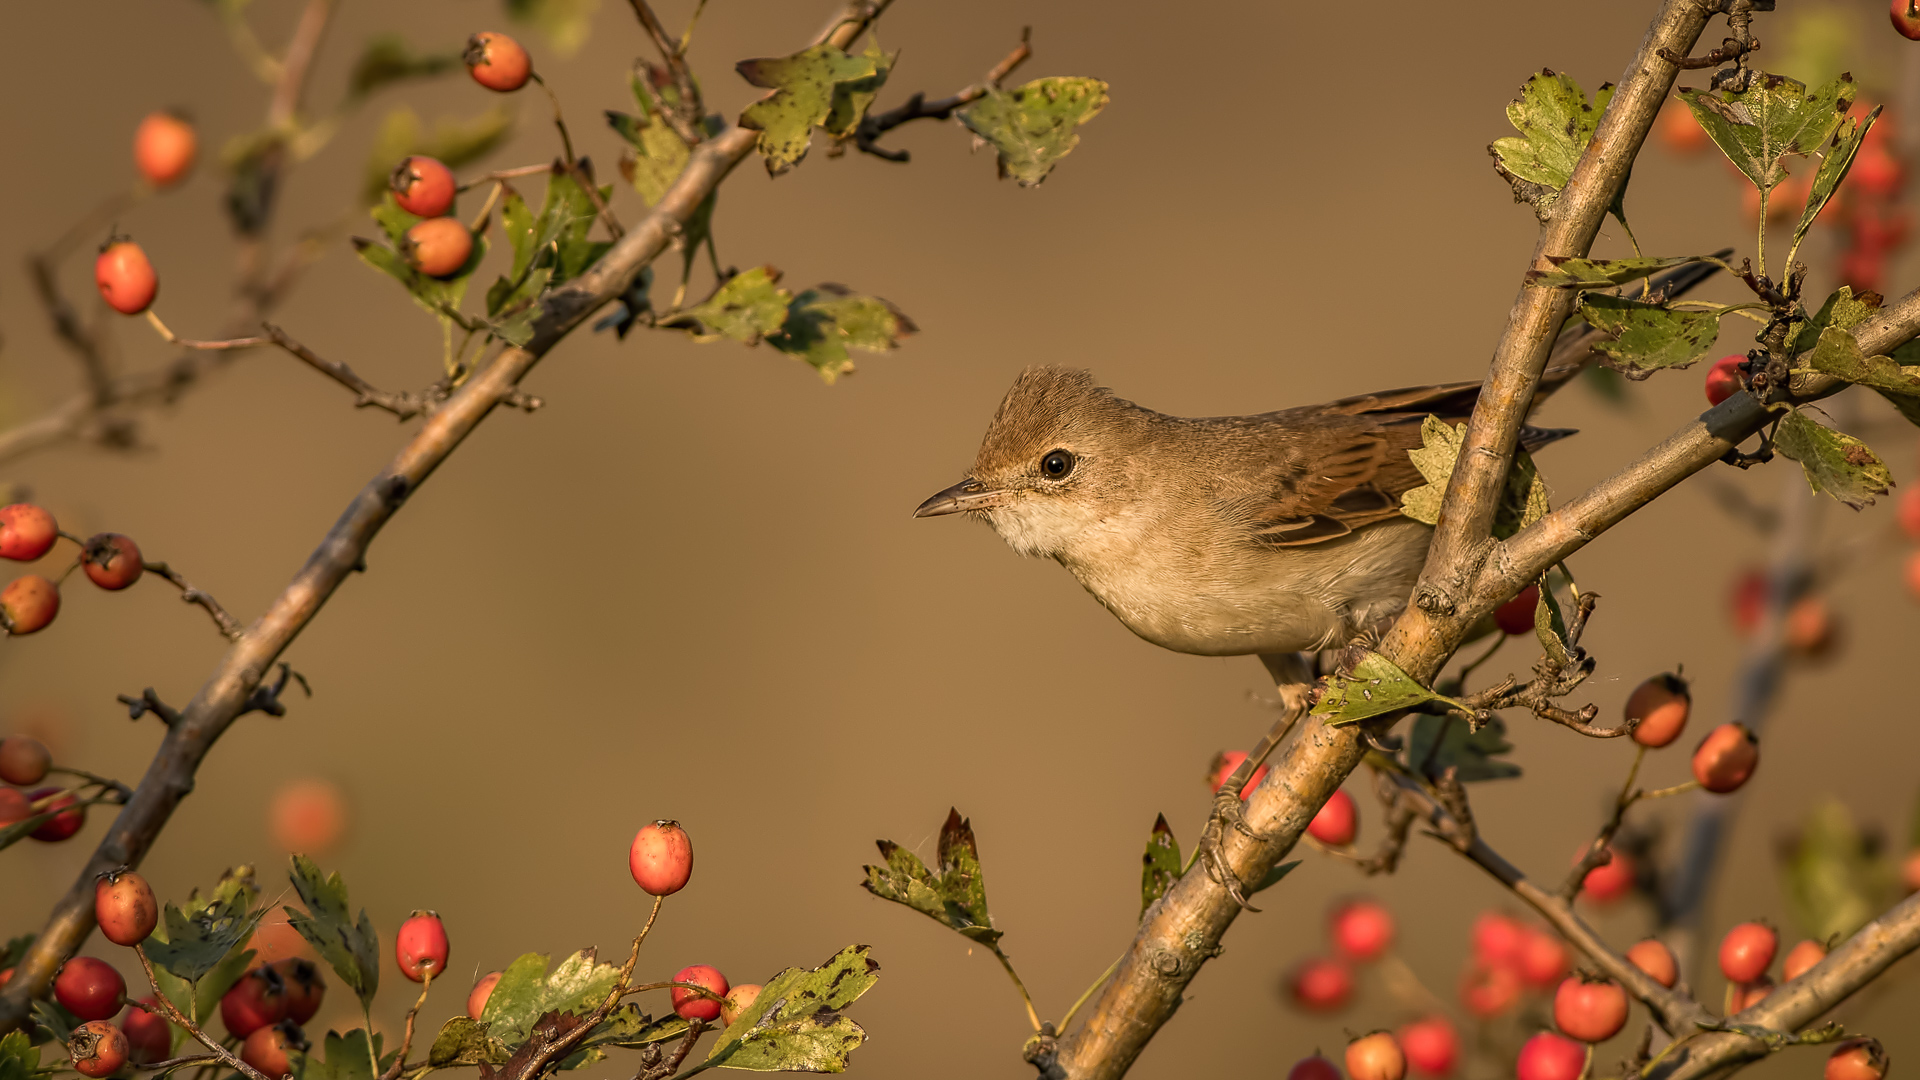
[2,0,1918,1076]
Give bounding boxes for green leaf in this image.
[609,79,691,206]
[426,1017,510,1068]
[1780,800,1895,943]
[1407,714,1521,782]
[285,856,380,1010]
[575,1006,688,1052]
[767,285,916,384]
[353,196,490,320]
[298,1028,388,1080]
[1526,254,1717,290]
[1398,415,1548,538]
[0,1032,38,1080]
[861,809,1002,946]
[144,869,264,987]
[1773,407,1893,510]
[958,77,1110,187]
[824,37,895,138]
[736,45,879,174]
[1796,325,1920,396]
[1533,572,1575,667]
[505,0,600,56]
[0,937,30,971]
[347,35,459,99]
[1577,295,1723,378]
[1490,70,1618,218]
[533,169,613,286]
[1795,105,1880,243]
[676,267,793,344]
[1678,72,1855,194]
[1140,814,1181,916]
[29,1001,74,1048]
[480,950,620,1051]
[1312,650,1472,726]
[706,945,877,1072]
[361,106,513,206]
[1792,286,1882,356]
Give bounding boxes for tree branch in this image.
[847,30,1030,162]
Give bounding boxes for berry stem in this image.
[990,944,1042,1033]
[131,945,273,1080]
[377,968,435,1080]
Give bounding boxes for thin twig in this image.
[132,945,275,1080]
[849,30,1031,162]
[262,323,440,420]
[141,561,245,641]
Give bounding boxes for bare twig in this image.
[116,689,182,727]
[263,324,441,420]
[141,561,245,640]
[131,945,275,1080]
[848,30,1031,162]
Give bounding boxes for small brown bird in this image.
[915,368,1580,657]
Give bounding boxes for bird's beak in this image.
[914,478,1005,518]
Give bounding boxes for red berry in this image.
[720,983,761,1028]
[0,504,58,561]
[670,964,729,1022]
[1471,911,1526,968]
[1781,939,1826,982]
[134,112,197,188]
[95,871,158,946]
[1553,974,1628,1042]
[1657,100,1709,154]
[0,787,31,827]
[0,734,51,785]
[68,1020,129,1078]
[241,1021,304,1078]
[122,1000,173,1064]
[1894,0,1920,40]
[272,959,325,1024]
[391,156,457,218]
[1286,955,1353,1013]
[1459,962,1521,1018]
[396,911,449,982]
[1705,355,1744,406]
[629,820,695,896]
[2,574,61,634]
[1898,486,1920,541]
[1718,921,1778,983]
[55,958,126,1021]
[95,240,158,315]
[0,968,11,988]
[269,778,348,854]
[1693,723,1759,793]
[1307,789,1357,846]
[1730,568,1768,635]
[1346,1031,1407,1080]
[1858,149,1911,198]
[1330,898,1395,963]
[1288,1056,1342,1080]
[465,32,531,92]
[401,218,474,278]
[1784,595,1836,657]
[1828,1038,1890,1080]
[1518,929,1570,989]
[29,786,85,842]
[1626,673,1690,748]
[1516,1032,1587,1080]
[1902,849,1920,894]
[1626,939,1678,988]
[1729,974,1773,1012]
[1494,583,1539,636]
[1577,846,1634,903]
[1206,750,1270,798]
[467,971,501,1020]
[1398,1016,1458,1078]
[221,966,289,1038]
[81,534,143,591]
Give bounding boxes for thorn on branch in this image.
[241,663,311,718]
[117,689,181,727]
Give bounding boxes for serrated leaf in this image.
[1577,295,1722,378]
[1490,70,1616,216]
[361,106,513,206]
[1398,415,1549,538]
[1141,815,1181,916]
[505,0,600,56]
[480,950,620,1050]
[348,35,459,99]
[767,285,916,384]
[297,1028,388,1080]
[1797,325,1920,396]
[427,1017,510,1068]
[737,45,879,174]
[1678,72,1854,194]
[958,77,1109,187]
[1312,650,1471,726]
[354,196,489,320]
[1792,286,1883,355]
[706,945,877,1072]
[29,1001,74,1047]
[824,37,895,138]
[534,169,613,286]
[608,104,689,206]
[285,856,380,1010]
[861,809,1002,946]
[1526,254,1716,290]
[677,267,792,344]
[1407,714,1521,782]
[1796,105,1880,243]
[0,1032,38,1080]
[1773,407,1893,510]
[1780,800,1894,943]
[144,871,264,986]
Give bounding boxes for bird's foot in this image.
[1196,789,1272,912]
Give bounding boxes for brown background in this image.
[2,1,1917,1076]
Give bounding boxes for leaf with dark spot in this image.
[862,809,1002,946]
[705,945,878,1072]
[1679,72,1854,195]
[1773,407,1892,509]
[1140,815,1181,916]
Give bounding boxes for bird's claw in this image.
[1195,789,1272,912]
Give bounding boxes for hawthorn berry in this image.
[465,32,531,92]
[391,156,457,218]
[1346,1031,1407,1080]
[1626,938,1678,988]
[720,983,761,1027]
[1288,1056,1343,1080]
[1459,962,1521,1018]
[396,911,450,982]
[1307,789,1357,847]
[122,1000,172,1065]
[1577,846,1634,903]
[1729,974,1773,1012]
[0,787,31,828]
[1656,101,1708,154]
[1729,568,1767,634]
[1784,595,1836,657]
[1704,355,1744,406]
[467,971,502,1020]
[2,574,61,634]
[95,870,159,946]
[1692,723,1759,793]
[0,733,52,785]
[95,240,158,315]
[242,1020,305,1078]
[1330,898,1395,963]
[1827,1038,1890,1080]
[221,966,289,1038]
[1517,929,1570,989]
[1206,750,1270,798]
[1899,486,1920,541]
[81,533,143,591]
[272,959,326,1024]
[134,112,196,188]
[629,820,694,896]
[670,964,729,1022]
[1718,921,1777,983]
[1553,974,1627,1042]
[1494,583,1539,636]
[0,504,58,561]
[1902,849,1920,894]
[269,778,348,854]
[1398,1016,1458,1078]
[1895,0,1920,40]
[402,217,474,278]
[1470,911,1526,968]
[28,787,85,841]
[68,1020,129,1078]
[1287,955,1353,1013]
[55,957,126,1021]
[0,968,11,988]
[1626,672,1690,748]
[1782,939,1827,982]
[1515,1032,1586,1080]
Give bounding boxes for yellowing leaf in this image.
[958,77,1110,186]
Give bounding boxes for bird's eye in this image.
[1040,449,1075,480]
